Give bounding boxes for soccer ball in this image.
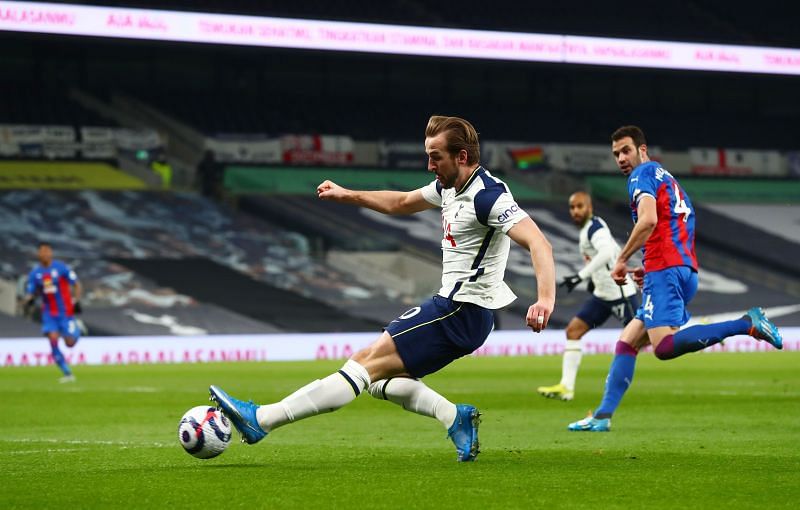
[178,406,232,459]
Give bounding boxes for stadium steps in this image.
[693,204,800,281]
[239,195,395,251]
[111,257,383,333]
[239,195,440,265]
[0,312,41,337]
[240,195,559,327]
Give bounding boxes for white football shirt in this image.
[420,166,529,309]
[577,216,637,301]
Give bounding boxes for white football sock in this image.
[368,377,457,429]
[256,359,370,432]
[559,339,583,391]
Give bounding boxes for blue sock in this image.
[654,319,750,360]
[50,342,72,376]
[594,342,637,419]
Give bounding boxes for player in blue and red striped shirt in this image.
[23,242,83,383]
[569,125,783,432]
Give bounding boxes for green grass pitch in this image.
[2,352,798,509]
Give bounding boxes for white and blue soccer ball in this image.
[178,406,232,459]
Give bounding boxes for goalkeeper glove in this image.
[559,274,582,293]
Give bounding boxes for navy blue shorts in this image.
[385,295,494,378]
[576,294,639,328]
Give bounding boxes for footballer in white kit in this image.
[422,168,526,308]
[385,167,530,377]
[576,215,638,305]
[538,191,638,401]
[209,116,555,463]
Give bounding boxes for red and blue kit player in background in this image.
[23,242,83,383]
[569,125,783,432]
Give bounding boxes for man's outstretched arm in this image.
[507,217,555,332]
[317,180,436,215]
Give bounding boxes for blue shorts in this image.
[635,266,698,328]
[385,295,494,378]
[42,315,81,341]
[576,294,639,328]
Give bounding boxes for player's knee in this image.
[565,325,584,340]
[614,340,639,356]
[653,342,675,361]
[64,337,77,347]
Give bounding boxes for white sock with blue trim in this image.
[256,359,370,432]
[368,377,457,429]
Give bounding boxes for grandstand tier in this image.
[0,313,40,337]
[80,303,282,336]
[0,2,797,335]
[112,257,382,332]
[0,190,406,334]
[694,204,800,279]
[238,193,800,328]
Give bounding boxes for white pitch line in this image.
[123,386,160,393]
[2,438,173,448]
[61,387,162,393]
[9,448,87,455]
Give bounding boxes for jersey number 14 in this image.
[444,222,457,247]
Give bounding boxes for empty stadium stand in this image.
[114,257,382,332]
[0,190,401,335]
[694,204,800,279]
[80,303,281,336]
[238,191,800,328]
[1,1,798,337]
[0,312,41,337]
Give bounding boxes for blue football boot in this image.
[209,385,267,444]
[567,413,611,432]
[447,404,481,462]
[744,307,783,350]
